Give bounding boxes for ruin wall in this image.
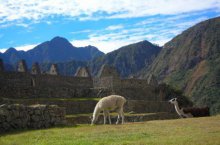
[0,104,66,134]
[0,72,94,98]
[0,72,162,101]
[112,78,160,101]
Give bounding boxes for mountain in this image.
[90,40,161,77]
[140,17,220,114]
[3,47,27,63]
[1,36,104,67]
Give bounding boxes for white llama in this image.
[91,95,126,125]
[169,98,209,118]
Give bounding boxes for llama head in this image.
[91,115,98,125]
[169,98,178,104]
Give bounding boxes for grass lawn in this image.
[0,115,220,145]
[65,112,158,118]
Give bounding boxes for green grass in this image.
[1,116,220,145]
[65,112,159,118]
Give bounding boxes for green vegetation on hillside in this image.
[141,17,220,114]
[90,40,161,77]
[1,116,220,145]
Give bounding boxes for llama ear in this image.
[170,98,176,102]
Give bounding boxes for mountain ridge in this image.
[1,36,104,67]
[90,40,162,77]
[140,16,220,114]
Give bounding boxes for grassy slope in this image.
[1,116,220,145]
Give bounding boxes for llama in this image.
[91,95,126,125]
[169,98,210,118]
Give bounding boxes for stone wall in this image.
[0,72,94,98]
[1,98,175,115]
[125,100,175,113]
[0,71,161,101]
[0,104,66,134]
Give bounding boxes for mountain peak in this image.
[5,47,17,54]
[50,36,70,44]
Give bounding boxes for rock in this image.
[0,104,66,134]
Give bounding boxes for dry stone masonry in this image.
[0,59,178,126]
[49,64,59,75]
[31,62,41,75]
[17,59,28,73]
[0,59,161,100]
[98,64,120,78]
[0,104,66,134]
[75,67,91,78]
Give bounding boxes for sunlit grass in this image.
[65,112,159,118]
[1,116,220,145]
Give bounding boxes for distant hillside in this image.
[0,36,104,67]
[140,17,220,114]
[90,40,161,77]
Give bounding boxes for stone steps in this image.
[66,112,179,125]
[2,98,175,115]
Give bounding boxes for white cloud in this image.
[16,44,38,51]
[0,48,7,53]
[0,0,219,25]
[70,13,212,53]
[0,11,213,53]
[105,25,124,30]
[0,44,38,53]
[71,34,165,53]
[71,26,157,53]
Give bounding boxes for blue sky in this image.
[0,0,220,53]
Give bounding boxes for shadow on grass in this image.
[0,124,82,137]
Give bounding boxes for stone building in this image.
[0,61,163,101]
[31,62,41,75]
[97,64,120,78]
[49,64,59,75]
[75,67,91,78]
[17,59,28,73]
[0,61,178,125]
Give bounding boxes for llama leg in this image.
[121,109,125,124]
[107,111,111,124]
[116,109,121,124]
[116,114,120,125]
[117,108,125,124]
[103,110,107,124]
